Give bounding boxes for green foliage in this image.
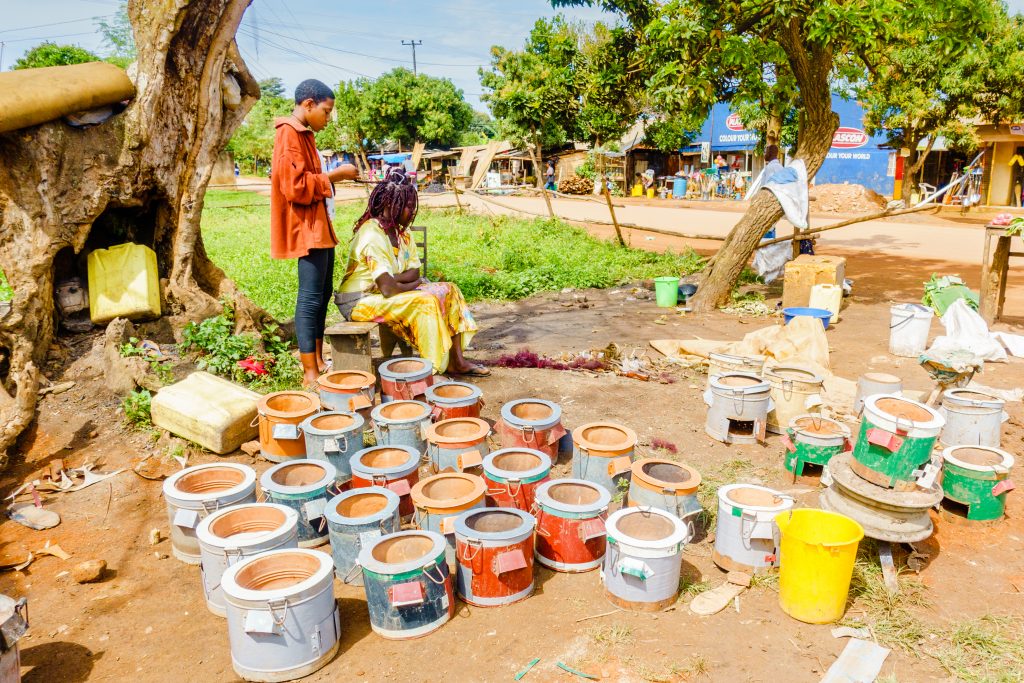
[95,2,136,68]
[852,0,1022,194]
[227,90,292,174]
[201,189,704,317]
[1007,217,1024,237]
[179,299,301,391]
[0,268,11,302]
[118,337,174,384]
[121,389,152,429]
[13,42,99,70]
[481,16,636,150]
[361,69,473,148]
[259,77,286,99]
[930,614,1024,683]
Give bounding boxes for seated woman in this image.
[335,168,489,376]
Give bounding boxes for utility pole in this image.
[0,42,5,72]
[401,39,422,75]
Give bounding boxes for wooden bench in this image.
[325,225,427,370]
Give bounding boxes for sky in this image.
[1,0,1022,111]
[0,0,608,110]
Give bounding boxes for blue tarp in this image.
[368,153,411,163]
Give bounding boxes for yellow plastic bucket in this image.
[775,509,863,624]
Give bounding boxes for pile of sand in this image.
[810,183,887,214]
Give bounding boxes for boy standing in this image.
[270,79,357,387]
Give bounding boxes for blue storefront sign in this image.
[683,95,894,195]
[814,96,892,195]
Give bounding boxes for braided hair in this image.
[353,167,419,242]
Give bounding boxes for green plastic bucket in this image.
[654,277,680,307]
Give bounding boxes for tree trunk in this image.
[0,0,263,469]
[528,130,554,218]
[689,19,839,313]
[901,133,934,203]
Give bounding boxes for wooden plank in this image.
[878,542,900,595]
[454,146,482,180]
[470,140,502,189]
[410,141,425,172]
[325,322,378,335]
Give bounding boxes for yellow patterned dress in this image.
[336,220,477,372]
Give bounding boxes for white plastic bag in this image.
[928,298,1007,362]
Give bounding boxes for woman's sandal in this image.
[451,364,491,377]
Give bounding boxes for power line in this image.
[0,15,112,35]
[238,23,482,68]
[0,31,99,45]
[236,27,371,79]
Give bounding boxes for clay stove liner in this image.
[946,390,998,403]
[372,534,434,565]
[574,423,636,452]
[464,510,523,534]
[875,397,933,423]
[310,414,356,431]
[176,467,246,494]
[429,418,489,443]
[510,401,554,421]
[635,460,700,491]
[320,371,374,390]
[387,360,427,375]
[769,367,817,381]
[547,482,601,506]
[336,492,391,519]
[726,486,783,508]
[209,506,288,538]
[271,463,328,487]
[414,474,484,507]
[863,372,900,384]
[615,511,675,541]
[234,552,320,591]
[359,448,414,469]
[433,384,475,400]
[948,447,1005,468]
[378,402,429,421]
[492,451,543,472]
[793,417,845,436]
[718,375,763,388]
[260,392,318,417]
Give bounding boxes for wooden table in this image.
[979,225,1023,324]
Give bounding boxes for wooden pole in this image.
[452,180,464,214]
[756,202,940,248]
[603,185,626,247]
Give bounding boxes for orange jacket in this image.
[269,117,337,259]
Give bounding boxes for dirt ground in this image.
[2,267,1024,682]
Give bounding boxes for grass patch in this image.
[679,576,713,598]
[695,458,760,530]
[201,190,705,319]
[929,614,1024,683]
[588,623,635,647]
[840,543,930,652]
[0,267,11,302]
[121,389,153,429]
[749,571,779,592]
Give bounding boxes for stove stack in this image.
[820,394,945,543]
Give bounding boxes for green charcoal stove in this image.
[784,414,851,478]
[941,445,1015,521]
[852,395,945,490]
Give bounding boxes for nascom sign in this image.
[831,127,869,149]
[725,113,745,131]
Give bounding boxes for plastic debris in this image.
[820,638,890,683]
[515,658,540,680]
[556,662,598,680]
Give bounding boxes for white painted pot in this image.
[221,548,339,682]
[196,503,299,617]
[713,484,794,573]
[162,462,257,565]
